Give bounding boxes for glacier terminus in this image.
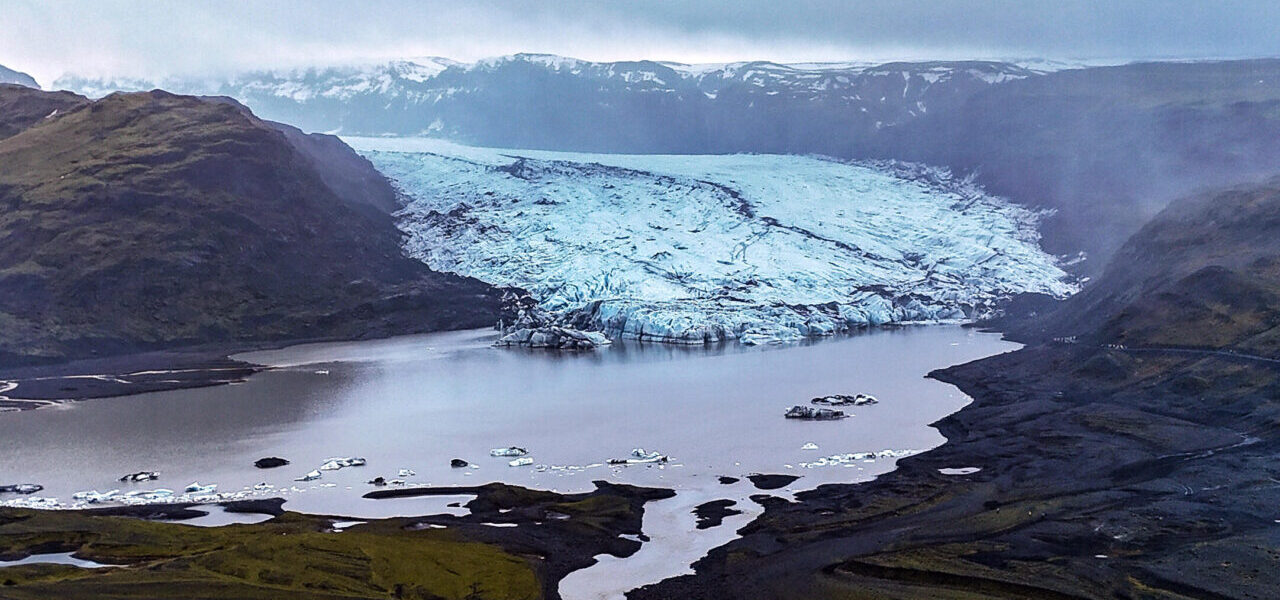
[348,138,1076,345]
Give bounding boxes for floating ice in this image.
[800,449,922,468]
[72,489,120,504]
[183,482,216,494]
[785,405,847,420]
[118,471,159,483]
[0,484,43,495]
[608,448,668,465]
[811,394,878,406]
[320,457,366,470]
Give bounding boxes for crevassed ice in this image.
[348,137,1075,344]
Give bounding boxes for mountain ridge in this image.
[0,64,38,88]
[0,87,503,366]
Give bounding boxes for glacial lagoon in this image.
[0,325,1017,597]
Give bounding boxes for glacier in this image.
[347,137,1076,345]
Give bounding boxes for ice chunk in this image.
[608,448,668,465]
[811,394,878,406]
[784,405,847,420]
[296,470,322,482]
[508,457,534,467]
[72,489,120,504]
[183,482,216,494]
[320,457,367,470]
[490,447,528,457]
[0,484,43,495]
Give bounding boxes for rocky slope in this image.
[0,87,502,366]
[350,137,1072,344]
[631,179,1280,599]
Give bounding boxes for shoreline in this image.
[628,341,1280,599]
[0,481,676,599]
[0,320,971,411]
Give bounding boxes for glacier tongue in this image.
[348,137,1075,345]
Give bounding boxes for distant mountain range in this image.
[54,54,1038,150]
[0,65,38,88]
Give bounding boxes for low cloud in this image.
[4,0,1279,86]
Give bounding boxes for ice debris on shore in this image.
[353,139,1076,345]
[800,448,922,468]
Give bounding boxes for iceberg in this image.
[811,394,878,406]
[608,448,668,465]
[183,482,216,494]
[0,484,43,495]
[72,489,120,504]
[784,405,847,420]
[320,457,367,470]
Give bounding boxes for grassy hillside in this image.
[1021,177,1280,356]
[0,88,502,365]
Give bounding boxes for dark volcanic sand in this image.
[630,343,1280,600]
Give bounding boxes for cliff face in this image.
[0,88,502,365]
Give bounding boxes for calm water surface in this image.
[0,325,1014,598]
[0,326,1014,513]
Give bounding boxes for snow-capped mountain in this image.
[55,54,1037,152]
[346,137,1074,344]
[0,65,39,88]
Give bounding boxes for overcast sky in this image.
[5,0,1280,86]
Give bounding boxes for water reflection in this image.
[0,325,1016,518]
